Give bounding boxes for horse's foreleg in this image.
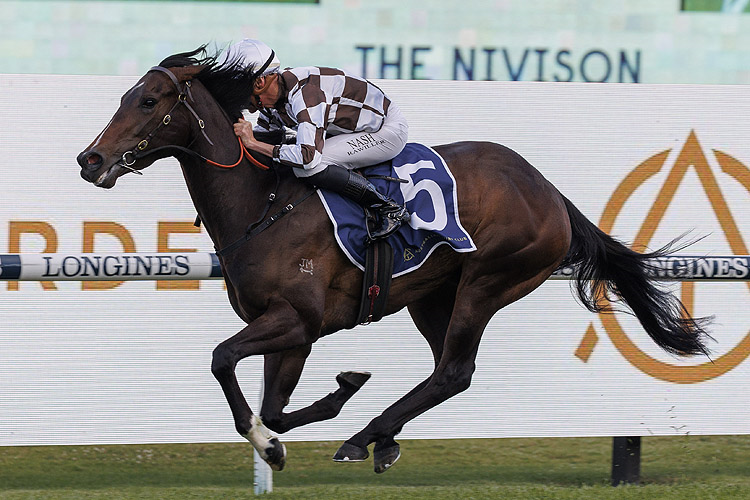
[260,348,371,434]
[212,355,288,470]
[211,300,319,471]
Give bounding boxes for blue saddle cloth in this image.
[317,143,476,277]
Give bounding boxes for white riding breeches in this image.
[292,103,409,178]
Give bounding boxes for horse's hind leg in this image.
[260,346,371,434]
[338,296,489,472]
[333,286,455,470]
[340,265,553,473]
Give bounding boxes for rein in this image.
[117,65,269,173]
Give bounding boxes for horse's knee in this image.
[261,392,341,435]
[453,374,473,395]
[211,344,235,380]
[441,374,472,397]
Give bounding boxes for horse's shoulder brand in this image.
[299,258,314,275]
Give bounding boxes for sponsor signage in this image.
[552,256,750,281]
[2,75,750,446]
[0,253,222,281]
[2,2,750,84]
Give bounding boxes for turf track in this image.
[3,436,750,499]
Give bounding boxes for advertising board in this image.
[1,74,750,445]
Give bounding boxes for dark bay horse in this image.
[77,48,710,474]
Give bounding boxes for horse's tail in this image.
[559,195,711,356]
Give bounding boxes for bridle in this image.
[119,63,315,256]
[116,65,268,175]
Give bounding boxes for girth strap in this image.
[356,239,394,325]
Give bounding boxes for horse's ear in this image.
[172,65,205,82]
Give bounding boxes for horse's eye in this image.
[141,98,157,109]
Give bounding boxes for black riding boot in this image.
[306,165,409,240]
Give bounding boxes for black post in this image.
[611,436,641,486]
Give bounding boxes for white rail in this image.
[2,253,750,281]
[0,253,222,281]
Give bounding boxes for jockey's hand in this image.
[233,118,276,159]
[234,118,256,147]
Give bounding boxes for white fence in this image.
[2,252,749,282]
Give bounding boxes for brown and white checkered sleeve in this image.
[276,75,328,170]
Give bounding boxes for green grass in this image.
[2,436,750,499]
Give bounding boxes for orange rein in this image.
[205,136,270,170]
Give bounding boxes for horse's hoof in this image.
[264,438,287,471]
[373,443,400,474]
[336,371,372,390]
[332,442,369,462]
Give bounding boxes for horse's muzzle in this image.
[77,149,106,183]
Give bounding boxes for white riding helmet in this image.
[221,39,280,76]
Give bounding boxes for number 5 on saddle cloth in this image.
[317,143,477,324]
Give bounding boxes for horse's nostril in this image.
[78,150,103,170]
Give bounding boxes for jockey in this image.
[224,39,410,240]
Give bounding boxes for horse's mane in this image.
[158,45,261,121]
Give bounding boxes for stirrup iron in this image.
[343,171,408,240]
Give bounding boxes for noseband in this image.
[117,65,267,174]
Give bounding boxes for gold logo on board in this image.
[575,131,750,383]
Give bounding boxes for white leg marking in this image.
[244,414,285,470]
[244,414,273,454]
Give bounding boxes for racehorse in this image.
[77,47,710,474]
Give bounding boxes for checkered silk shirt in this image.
[254,67,392,171]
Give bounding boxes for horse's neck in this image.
[178,119,275,251]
